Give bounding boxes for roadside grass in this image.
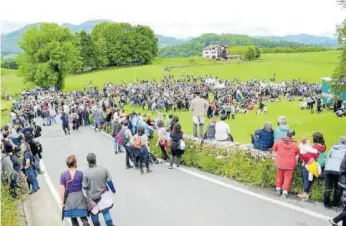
[1,185,19,226]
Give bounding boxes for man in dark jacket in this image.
[60,112,70,135]
[251,121,274,151]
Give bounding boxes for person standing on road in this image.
[61,112,70,135]
[121,120,134,169]
[272,129,299,198]
[83,153,116,226]
[60,155,90,226]
[324,136,346,208]
[22,141,40,194]
[130,126,152,174]
[190,91,209,138]
[169,123,184,169]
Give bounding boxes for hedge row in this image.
[149,136,324,201]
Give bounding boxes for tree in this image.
[78,30,95,70]
[332,0,346,94]
[244,47,256,60]
[17,23,81,90]
[255,47,261,59]
[91,22,157,67]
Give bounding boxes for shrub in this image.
[149,136,324,201]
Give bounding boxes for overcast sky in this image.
[0,0,345,38]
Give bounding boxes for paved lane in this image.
[41,122,331,226]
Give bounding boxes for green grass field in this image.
[1,51,345,146]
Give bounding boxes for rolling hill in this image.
[258,34,338,47]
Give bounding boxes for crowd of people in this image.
[1,74,346,226]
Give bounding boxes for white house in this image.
[202,44,228,60]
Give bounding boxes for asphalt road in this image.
[40,122,335,226]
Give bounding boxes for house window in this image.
[204,51,209,54]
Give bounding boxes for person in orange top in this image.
[272,129,300,198]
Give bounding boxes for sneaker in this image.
[168,166,173,169]
[281,191,288,199]
[126,165,133,169]
[115,150,118,154]
[276,188,282,195]
[146,168,152,173]
[298,192,309,200]
[328,219,337,226]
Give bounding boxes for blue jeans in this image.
[114,139,122,153]
[302,166,312,193]
[94,122,99,130]
[83,118,89,126]
[91,209,114,226]
[25,166,39,192]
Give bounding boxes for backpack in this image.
[122,129,130,145]
[117,129,124,145]
[134,136,142,149]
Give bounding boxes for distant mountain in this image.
[1,20,186,58]
[1,23,43,56]
[257,34,338,47]
[156,34,185,47]
[61,19,112,33]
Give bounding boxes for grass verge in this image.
[1,185,19,226]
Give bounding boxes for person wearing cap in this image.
[190,91,209,138]
[272,129,299,198]
[215,115,233,142]
[83,153,116,226]
[324,136,346,208]
[274,116,290,142]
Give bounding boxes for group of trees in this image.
[158,33,319,58]
[1,59,18,69]
[16,22,158,90]
[332,3,346,95]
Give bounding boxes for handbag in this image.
[179,139,186,151]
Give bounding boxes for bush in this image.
[149,136,325,201]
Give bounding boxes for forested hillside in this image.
[158,33,316,57]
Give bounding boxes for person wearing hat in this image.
[190,91,209,138]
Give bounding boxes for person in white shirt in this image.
[215,114,232,142]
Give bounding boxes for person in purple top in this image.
[59,155,90,226]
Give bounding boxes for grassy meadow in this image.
[1,50,345,146]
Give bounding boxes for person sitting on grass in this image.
[273,129,299,198]
[251,121,274,151]
[274,116,290,142]
[204,117,217,140]
[215,114,233,142]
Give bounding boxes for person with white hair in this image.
[251,121,274,151]
[274,116,290,142]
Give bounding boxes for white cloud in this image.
[0,0,345,37]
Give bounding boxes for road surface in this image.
[40,122,336,226]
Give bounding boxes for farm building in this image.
[202,44,241,60]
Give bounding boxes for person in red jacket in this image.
[273,129,300,198]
